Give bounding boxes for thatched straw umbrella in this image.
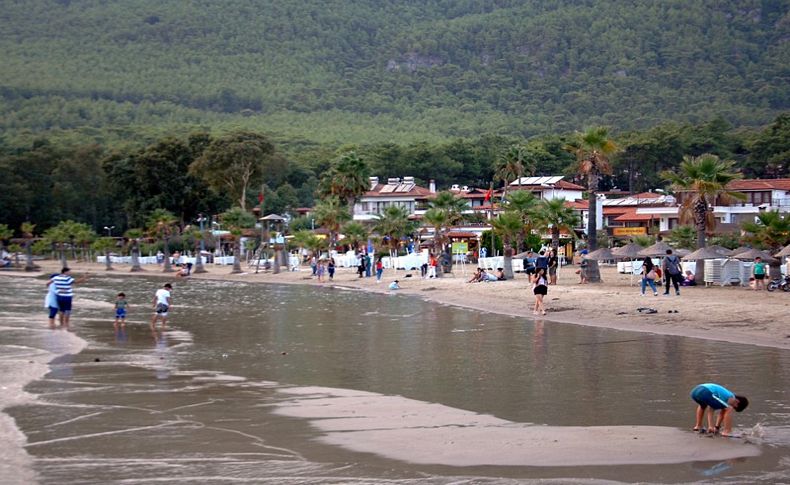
[584,247,619,262]
[674,248,691,257]
[682,246,728,261]
[774,244,790,258]
[637,240,675,257]
[731,248,778,263]
[612,242,644,259]
[707,245,734,256]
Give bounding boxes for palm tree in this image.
[93,237,116,271]
[490,212,523,279]
[21,222,38,271]
[504,190,539,252]
[182,226,208,273]
[533,198,580,253]
[662,153,744,279]
[493,144,529,201]
[313,196,351,250]
[124,228,145,272]
[568,126,619,282]
[291,229,327,261]
[423,207,451,255]
[667,225,697,250]
[424,191,467,256]
[341,221,368,252]
[372,205,415,258]
[318,151,370,219]
[220,207,256,274]
[662,154,744,248]
[742,210,789,251]
[147,209,179,273]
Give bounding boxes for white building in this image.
[353,176,434,222]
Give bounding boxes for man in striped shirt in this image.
[47,267,89,330]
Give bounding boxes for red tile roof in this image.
[726,179,790,191]
[613,209,657,222]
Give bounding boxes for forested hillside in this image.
[1,0,787,145]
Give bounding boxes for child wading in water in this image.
[114,292,130,327]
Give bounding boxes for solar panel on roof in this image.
[380,185,396,193]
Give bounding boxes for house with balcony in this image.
[634,178,790,233]
[352,176,435,222]
[566,192,675,238]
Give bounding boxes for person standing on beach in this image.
[328,257,336,280]
[535,250,549,274]
[47,267,89,330]
[548,249,559,285]
[310,255,317,276]
[662,249,683,296]
[45,273,60,329]
[752,256,767,290]
[151,283,172,328]
[427,253,438,279]
[690,383,749,437]
[364,253,372,277]
[375,257,384,283]
[640,257,658,296]
[317,259,326,282]
[531,267,548,315]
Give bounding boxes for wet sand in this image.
[274,386,761,467]
[9,259,790,350]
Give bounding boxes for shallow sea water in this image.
[1,275,789,484]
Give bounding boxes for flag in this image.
[484,187,493,202]
[258,190,264,204]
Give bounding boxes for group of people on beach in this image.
[45,267,173,331]
[639,249,691,296]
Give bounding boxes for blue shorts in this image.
[691,385,726,410]
[56,295,72,315]
[48,306,59,319]
[115,308,127,319]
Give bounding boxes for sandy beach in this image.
[6,260,790,350]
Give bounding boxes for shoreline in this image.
[4,260,790,350]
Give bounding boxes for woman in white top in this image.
[531,268,549,315]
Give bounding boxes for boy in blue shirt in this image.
[690,383,749,436]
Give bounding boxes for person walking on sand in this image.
[151,283,172,328]
[690,383,749,437]
[328,257,336,280]
[375,256,384,283]
[427,253,438,279]
[752,256,768,290]
[114,292,130,327]
[531,267,548,315]
[317,259,326,282]
[548,249,559,285]
[640,257,659,296]
[662,249,683,296]
[47,267,89,330]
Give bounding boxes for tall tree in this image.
[220,207,256,274]
[661,154,744,279]
[313,196,351,250]
[532,198,580,253]
[341,221,368,252]
[372,205,415,256]
[493,144,528,201]
[124,228,144,272]
[190,131,282,210]
[490,211,523,279]
[21,222,38,271]
[317,151,370,219]
[568,127,619,282]
[504,190,539,252]
[425,190,467,255]
[741,210,790,252]
[147,209,179,273]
